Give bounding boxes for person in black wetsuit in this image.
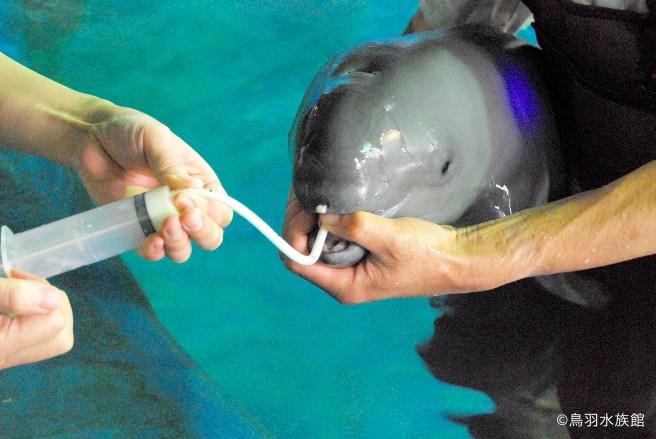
[283,1,656,437]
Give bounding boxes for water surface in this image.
[1,1,493,437]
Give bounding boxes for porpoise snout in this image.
[293,176,368,216]
[294,178,370,267]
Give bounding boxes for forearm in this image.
[0,52,118,167]
[463,160,656,289]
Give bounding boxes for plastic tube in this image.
[0,187,327,279]
[178,189,328,266]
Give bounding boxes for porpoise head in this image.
[290,26,562,267]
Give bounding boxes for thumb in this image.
[319,211,395,255]
[143,126,204,189]
[141,122,221,192]
[0,278,61,316]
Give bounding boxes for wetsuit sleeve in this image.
[569,0,648,13]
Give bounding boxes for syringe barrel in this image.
[0,186,178,279]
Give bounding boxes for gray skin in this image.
[288,27,624,438]
[290,26,563,265]
[290,26,610,308]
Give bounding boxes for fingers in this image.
[281,191,317,257]
[0,277,61,316]
[89,112,232,264]
[403,9,432,35]
[137,199,226,263]
[160,207,225,263]
[280,195,376,303]
[142,124,232,263]
[1,314,73,370]
[0,278,74,370]
[173,190,233,230]
[159,216,192,262]
[281,207,448,303]
[142,124,204,188]
[137,234,166,261]
[281,192,394,262]
[280,187,477,302]
[142,122,226,194]
[0,304,69,363]
[319,211,395,256]
[172,191,227,254]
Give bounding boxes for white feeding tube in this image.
[179,188,328,266]
[0,187,327,279]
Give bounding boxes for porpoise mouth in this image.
[308,227,367,268]
[308,204,366,267]
[322,233,350,253]
[307,197,409,267]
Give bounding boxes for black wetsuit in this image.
[420,2,656,438]
[523,1,656,437]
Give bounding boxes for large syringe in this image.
[0,186,328,279]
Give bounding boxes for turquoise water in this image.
[1,1,494,437]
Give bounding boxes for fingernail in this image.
[124,185,148,198]
[166,223,182,240]
[320,214,340,227]
[151,239,165,254]
[171,175,204,188]
[173,194,194,210]
[39,286,61,311]
[185,211,203,232]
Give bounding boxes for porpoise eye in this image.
[441,160,451,175]
[359,68,381,76]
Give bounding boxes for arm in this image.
[463,160,656,286]
[0,52,232,262]
[282,161,656,303]
[407,0,532,35]
[0,52,230,368]
[0,51,102,166]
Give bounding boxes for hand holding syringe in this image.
[0,187,328,279]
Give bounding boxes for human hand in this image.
[403,8,432,35]
[0,56,229,262]
[0,269,73,370]
[281,191,481,304]
[75,107,233,262]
